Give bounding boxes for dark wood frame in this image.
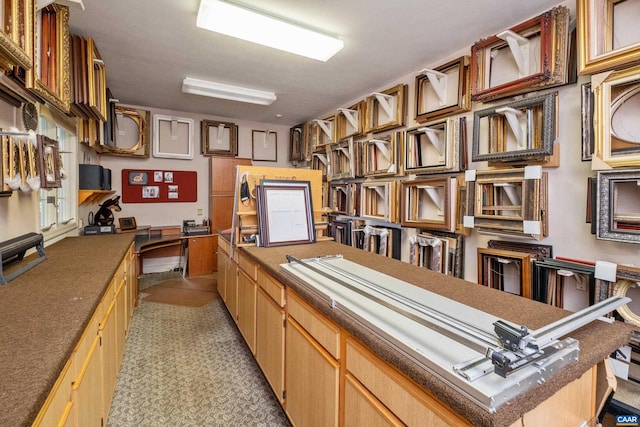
[581,82,595,161]
[478,247,532,298]
[201,119,238,157]
[289,122,308,162]
[118,217,137,231]
[415,56,471,123]
[251,130,277,162]
[37,135,61,189]
[471,6,569,101]
[256,179,315,247]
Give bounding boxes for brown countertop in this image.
[0,233,135,427]
[240,240,634,427]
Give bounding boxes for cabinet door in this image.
[115,277,127,369]
[188,235,217,276]
[285,317,339,427]
[225,258,238,320]
[100,297,118,418]
[217,248,228,301]
[256,288,285,403]
[344,374,403,427]
[73,334,103,427]
[237,269,257,353]
[32,359,74,427]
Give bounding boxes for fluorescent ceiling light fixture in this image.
[196,0,344,62]
[182,77,277,105]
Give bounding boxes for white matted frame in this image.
[256,179,315,247]
[578,0,640,75]
[152,114,194,159]
[252,129,277,162]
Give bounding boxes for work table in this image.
[239,240,633,427]
[0,233,135,427]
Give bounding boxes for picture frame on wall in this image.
[37,135,61,189]
[152,114,194,159]
[102,106,151,158]
[252,130,277,162]
[201,119,238,157]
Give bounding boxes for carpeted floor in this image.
[107,274,291,427]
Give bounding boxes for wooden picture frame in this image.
[0,136,11,196]
[0,0,34,74]
[478,247,532,299]
[311,148,329,181]
[401,176,457,232]
[408,231,463,277]
[577,0,640,75]
[37,135,61,189]
[405,117,464,174]
[472,92,557,163]
[153,115,194,160]
[312,115,335,148]
[464,167,548,239]
[593,65,640,168]
[471,6,569,102]
[201,119,237,157]
[252,130,277,162]
[597,169,640,244]
[364,84,407,134]
[25,4,70,114]
[255,180,315,247]
[581,82,595,161]
[360,181,398,223]
[328,137,355,180]
[329,182,353,216]
[532,259,595,310]
[289,122,308,162]
[415,56,471,123]
[362,132,402,178]
[118,217,137,231]
[335,100,365,140]
[101,106,151,158]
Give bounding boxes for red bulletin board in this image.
[121,169,197,203]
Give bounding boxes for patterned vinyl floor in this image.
[106,297,291,426]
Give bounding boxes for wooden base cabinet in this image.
[255,269,285,403]
[237,269,257,353]
[285,317,340,427]
[188,235,217,276]
[344,374,403,427]
[217,245,228,301]
[33,243,135,427]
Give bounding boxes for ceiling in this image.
[68,0,562,127]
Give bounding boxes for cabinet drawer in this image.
[218,235,230,255]
[287,290,340,359]
[238,251,257,281]
[257,268,285,307]
[346,338,469,426]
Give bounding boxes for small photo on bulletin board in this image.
[121,169,197,203]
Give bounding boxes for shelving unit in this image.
[77,190,115,206]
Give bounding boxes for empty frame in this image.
[406,117,465,174]
[471,6,569,101]
[415,56,471,123]
[153,115,194,159]
[401,176,457,232]
[472,92,557,163]
[364,84,407,133]
[578,0,640,74]
[597,169,640,243]
[202,120,237,157]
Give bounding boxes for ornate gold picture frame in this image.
[201,119,237,157]
[364,84,407,133]
[101,106,151,158]
[335,100,365,140]
[0,0,34,74]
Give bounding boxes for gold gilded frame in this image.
[405,117,463,174]
[313,115,335,147]
[578,0,640,74]
[335,100,365,140]
[87,37,107,121]
[328,137,355,180]
[26,4,70,113]
[101,106,151,158]
[361,131,403,178]
[0,0,34,73]
[415,56,471,123]
[593,64,640,168]
[201,119,237,157]
[364,84,407,133]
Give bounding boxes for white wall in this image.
[80,104,294,229]
[316,0,639,288]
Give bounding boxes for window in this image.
[38,116,77,240]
